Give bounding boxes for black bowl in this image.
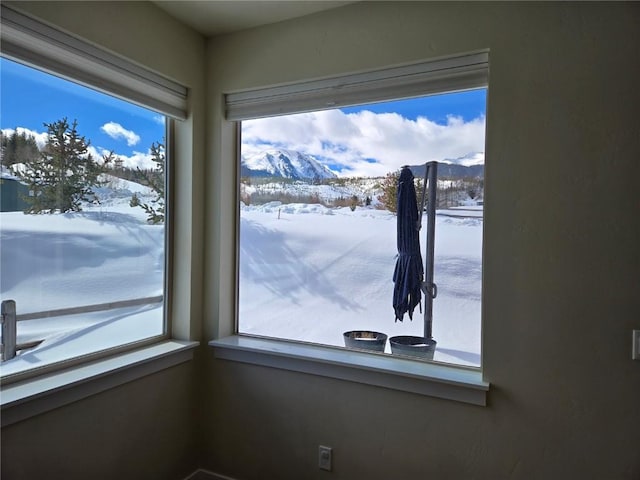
[389,336,437,359]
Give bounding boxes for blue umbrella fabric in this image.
[393,166,423,322]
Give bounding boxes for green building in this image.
[0,176,30,212]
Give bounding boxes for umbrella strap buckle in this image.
[422,282,438,299]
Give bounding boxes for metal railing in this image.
[0,295,163,361]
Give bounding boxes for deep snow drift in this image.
[0,176,164,376]
[0,177,482,377]
[239,202,482,366]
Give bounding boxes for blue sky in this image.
[242,89,487,177]
[1,57,164,168]
[340,89,486,124]
[2,56,486,176]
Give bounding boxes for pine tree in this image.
[133,141,165,224]
[349,195,358,211]
[378,170,400,213]
[377,169,427,213]
[18,118,110,214]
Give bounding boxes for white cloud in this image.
[1,127,49,150]
[241,109,486,177]
[87,145,156,170]
[2,126,155,170]
[116,151,156,170]
[100,122,140,146]
[152,115,165,126]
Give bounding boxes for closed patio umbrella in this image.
[391,162,438,359]
[392,166,423,322]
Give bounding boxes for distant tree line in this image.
[241,167,483,213]
[377,169,484,213]
[1,130,40,167]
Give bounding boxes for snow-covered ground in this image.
[1,176,482,377]
[0,176,165,376]
[239,202,482,366]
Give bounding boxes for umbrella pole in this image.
[423,161,438,339]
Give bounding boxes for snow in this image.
[0,176,482,378]
[243,149,337,179]
[1,166,21,181]
[241,177,382,206]
[0,178,163,376]
[443,151,485,167]
[238,202,482,366]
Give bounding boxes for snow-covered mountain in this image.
[443,151,484,167]
[241,149,337,180]
[410,152,484,179]
[241,148,483,182]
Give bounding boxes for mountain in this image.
[241,149,483,181]
[409,152,484,179]
[443,151,484,167]
[242,149,337,180]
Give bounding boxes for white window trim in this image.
[0,4,188,120]
[211,336,488,406]
[226,51,488,120]
[223,52,490,405]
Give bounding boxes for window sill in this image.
[209,336,489,406]
[0,340,199,427]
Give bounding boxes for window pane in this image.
[0,58,167,376]
[238,90,485,367]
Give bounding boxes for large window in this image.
[0,5,186,382]
[233,53,488,368]
[0,58,167,378]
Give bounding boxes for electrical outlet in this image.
[318,445,332,471]
[633,330,640,360]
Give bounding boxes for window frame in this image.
[0,4,188,120]
[213,52,491,405]
[0,6,183,386]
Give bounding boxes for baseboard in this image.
[184,469,238,480]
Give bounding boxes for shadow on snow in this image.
[239,217,361,312]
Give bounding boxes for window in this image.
[0,5,187,382]
[232,53,488,369]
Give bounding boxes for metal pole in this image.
[1,300,17,361]
[423,162,438,339]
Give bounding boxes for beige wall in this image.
[204,2,640,478]
[2,2,639,479]
[1,2,205,479]
[1,362,199,480]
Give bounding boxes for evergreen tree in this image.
[349,195,358,211]
[0,130,40,167]
[377,169,427,213]
[133,141,165,224]
[378,170,400,213]
[18,118,110,214]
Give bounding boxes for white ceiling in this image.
[152,1,355,37]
